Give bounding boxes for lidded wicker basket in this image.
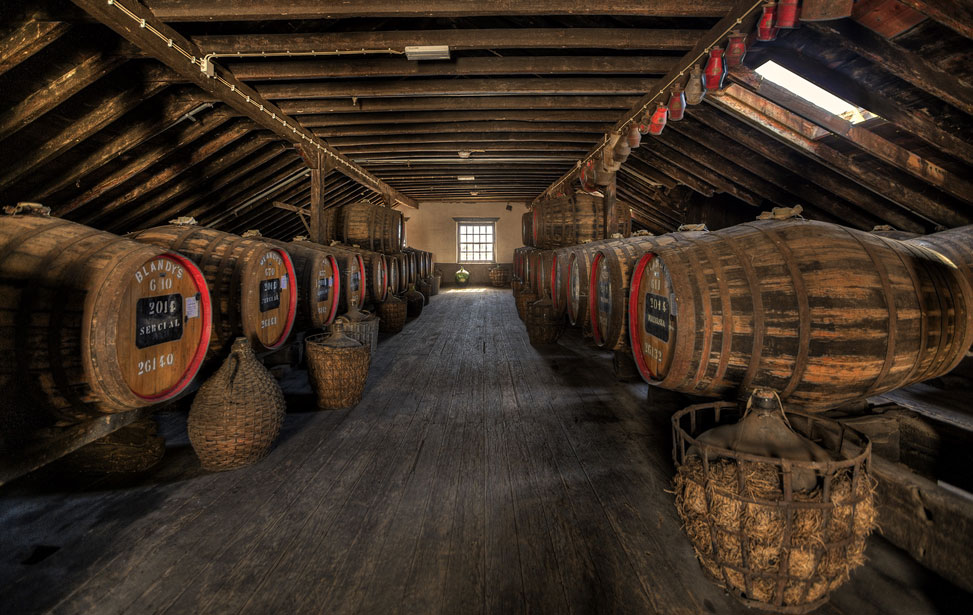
[379,291,407,333]
[188,338,285,471]
[305,328,371,409]
[526,297,564,346]
[515,290,537,321]
[671,396,876,614]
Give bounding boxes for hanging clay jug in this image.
[685,65,706,105]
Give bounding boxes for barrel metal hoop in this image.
[686,237,713,389]
[845,227,898,397]
[900,242,955,381]
[886,240,929,389]
[697,236,734,395]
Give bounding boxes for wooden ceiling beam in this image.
[806,20,973,116]
[58,107,233,217]
[295,110,622,127]
[178,156,305,224]
[145,1,734,21]
[105,133,274,232]
[321,133,598,147]
[314,122,610,138]
[896,0,973,40]
[229,56,679,81]
[616,186,681,232]
[614,180,682,225]
[193,29,704,55]
[81,121,256,224]
[765,48,973,167]
[70,0,417,209]
[257,78,659,101]
[641,140,763,208]
[0,50,126,142]
[125,142,292,230]
[0,17,70,77]
[277,96,642,115]
[204,167,311,228]
[667,117,885,231]
[729,66,973,204]
[628,150,716,198]
[711,84,970,227]
[687,106,928,233]
[338,143,591,155]
[0,69,169,190]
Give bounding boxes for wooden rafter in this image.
[276,96,642,115]
[710,84,971,227]
[193,29,704,55]
[69,0,417,209]
[0,16,70,77]
[229,56,678,81]
[896,0,973,40]
[144,0,734,21]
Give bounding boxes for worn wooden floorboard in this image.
[1,289,969,615]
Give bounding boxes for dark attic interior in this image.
[2,1,973,613]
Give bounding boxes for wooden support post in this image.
[309,147,329,243]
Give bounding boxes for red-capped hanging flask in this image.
[756,2,779,42]
[703,47,727,92]
[725,31,748,68]
[776,0,799,28]
[647,104,668,136]
[667,85,687,121]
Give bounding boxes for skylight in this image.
[755,61,871,124]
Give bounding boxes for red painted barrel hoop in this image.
[264,248,298,350]
[628,251,659,383]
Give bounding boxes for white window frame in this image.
[454,217,498,264]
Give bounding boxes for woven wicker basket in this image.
[306,330,371,409]
[526,297,564,345]
[327,311,379,355]
[489,266,511,287]
[671,398,876,613]
[516,290,538,321]
[60,417,165,474]
[430,273,441,296]
[379,293,407,333]
[188,338,285,472]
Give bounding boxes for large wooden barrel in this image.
[565,238,623,329]
[132,225,297,356]
[264,239,341,330]
[386,253,401,295]
[339,245,388,304]
[531,191,631,250]
[291,239,366,313]
[906,226,973,290]
[551,247,574,317]
[533,250,556,300]
[589,236,670,350]
[1,212,212,422]
[628,220,973,411]
[330,201,404,253]
[522,211,533,247]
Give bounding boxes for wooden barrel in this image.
[906,226,973,290]
[522,211,533,247]
[264,239,341,330]
[332,200,404,253]
[0,213,212,421]
[565,239,623,329]
[525,249,541,294]
[628,220,973,411]
[513,248,525,281]
[589,236,670,350]
[532,250,556,300]
[551,247,574,317]
[339,245,389,304]
[132,225,296,356]
[404,250,418,286]
[386,253,401,295]
[531,191,631,250]
[291,239,366,313]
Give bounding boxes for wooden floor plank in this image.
[1,289,968,615]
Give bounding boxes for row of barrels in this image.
[0,207,435,429]
[522,191,632,250]
[319,200,405,254]
[515,219,973,412]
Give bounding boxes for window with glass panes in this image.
[457,222,495,263]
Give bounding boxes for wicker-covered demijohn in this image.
[417,277,432,305]
[60,417,166,474]
[489,265,511,287]
[405,285,425,318]
[306,328,371,410]
[525,297,564,346]
[328,309,379,355]
[515,289,537,321]
[188,338,286,472]
[379,291,407,333]
[671,392,877,613]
